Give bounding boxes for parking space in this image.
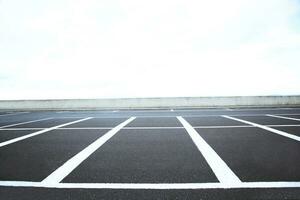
[10,118,82,128]
[126,117,182,127]
[0,129,109,181]
[64,118,128,128]
[0,130,36,143]
[63,129,217,183]
[1,108,300,200]
[198,127,300,182]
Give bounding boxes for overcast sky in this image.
[1,0,300,100]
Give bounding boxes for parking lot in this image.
[1,108,300,200]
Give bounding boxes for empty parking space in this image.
[10,118,82,128]
[64,118,128,128]
[198,127,300,182]
[63,129,218,183]
[0,130,36,143]
[126,117,182,127]
[184,116,246,127]
[0,129,109,181]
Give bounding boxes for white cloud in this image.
[0,0,300,99]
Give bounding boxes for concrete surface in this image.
[0,96,300,110]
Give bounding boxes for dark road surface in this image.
[0,108,300,200]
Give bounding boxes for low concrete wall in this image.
[0,96,300,111]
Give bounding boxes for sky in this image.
[0,0,300,100]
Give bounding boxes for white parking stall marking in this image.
[0,117,53,129]
[0,128,44,131]
[177,116,241,184]
[42,117,136,184]
[1,181,300,189]
[2,124,300,131]
[279,113,300,116]
[266,114,300,122]
[0,112,29,117]
[0,117,93,148]
[223,115,300,142]
[269,124,300,127]
[193,125,252,129]
[1,113,300,190]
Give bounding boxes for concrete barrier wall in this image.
[0,96,299,110]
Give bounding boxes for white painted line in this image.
[0,127,109,131]
[229,113,300,117]
[55,126,252,129]
[168,108,300,112]
[170,109,174,112]
[0,128,45,131]
[223,115,300,142]
[266,114,300,122]
[279,113,300,116]
[57,127,184,130]
[0,117,53,129]
[240,181,300,188]
[193,125,253,129]
[117,110,172,113]
[77,113,300,118]
[51,125,253,129]
[2,124,300,131]
[123,126,183,129]
[177,116,241,184]
[269,124,300,127]
[56,111,71,113]
[0,112,29,117]
[42,117,136,184]
[1,181,300,189]
[0,117,93,148]
[58,127,113,130]
[112,110,118,112]
[49,117,84,119]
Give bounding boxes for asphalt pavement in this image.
[0,108,300,200]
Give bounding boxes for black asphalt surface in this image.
[2,187,300,200]
[63,129,217,183]
[126,117,182,127]
[0,108,300,200]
